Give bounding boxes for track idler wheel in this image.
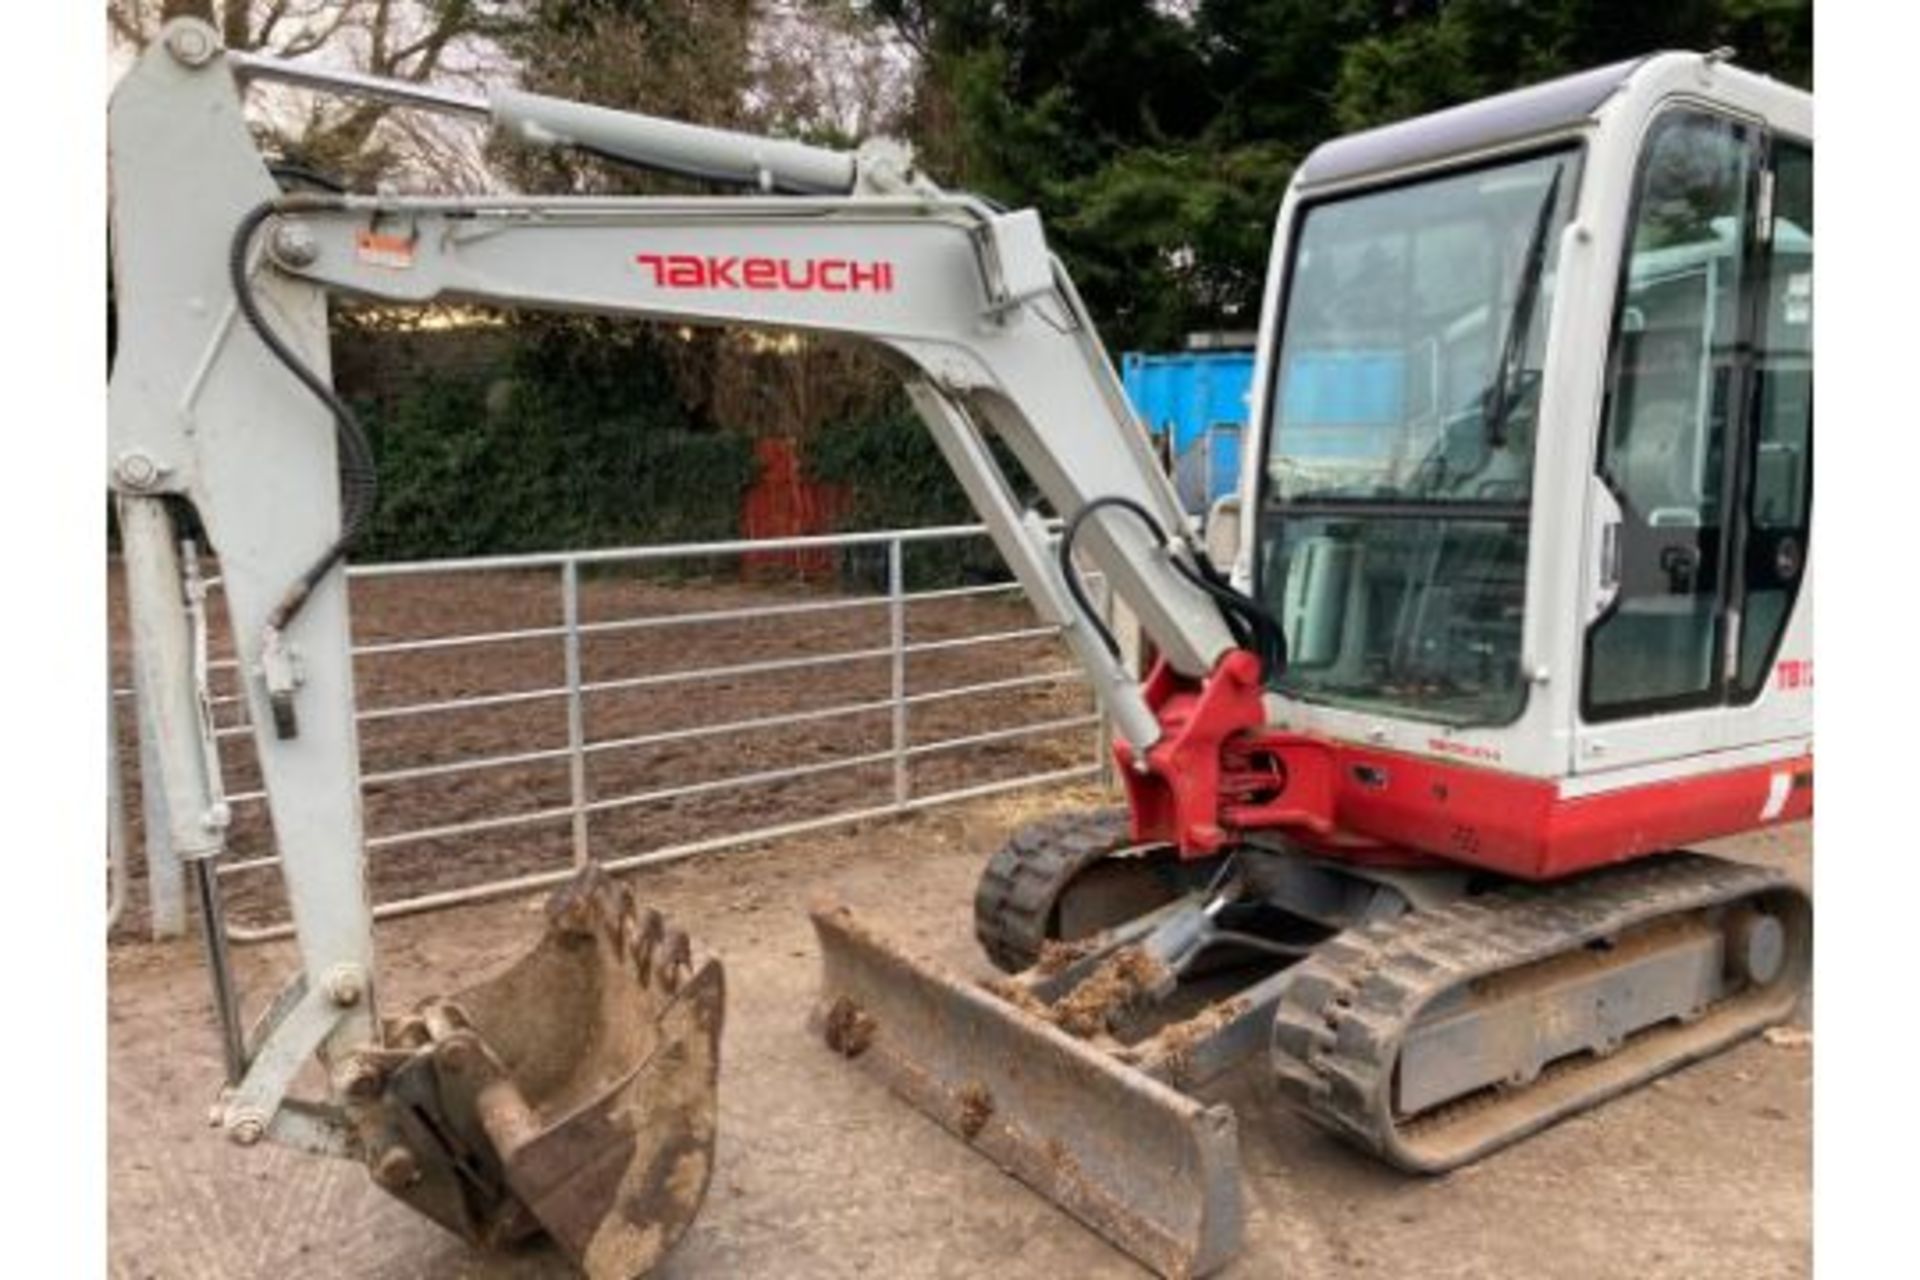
[974,807,1181,972]
[343,864,724,1278]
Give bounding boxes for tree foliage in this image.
[802,405,1039,585]
[866,0,1812,350]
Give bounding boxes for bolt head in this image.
[325,965,365,1008]
[114,451,163,491]
[332,1057,385,1103]
[226,1110,266,1146]
[435,1037,475,1074]
[372,1146,420,1190]
[165,24,217,67]
[270,221,321,269]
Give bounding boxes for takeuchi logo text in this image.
[635,253,896,293]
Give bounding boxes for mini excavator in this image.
[110,25,1810,1278]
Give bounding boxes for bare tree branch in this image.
[384,0,468,81]
[110,2,516,190]
[279,3,360,58]
[106,2,155,49]
[389,23,461,78]
[253,0,295,48]
[369,0,392,69]
[219,0,252,49]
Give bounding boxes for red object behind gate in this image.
[740,437,849,579]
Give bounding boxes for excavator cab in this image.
[816,51,1812,1279]
[1250,57,1814,801]
[1257,146,1579,727]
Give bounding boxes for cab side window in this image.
[1584,112,1752,716]
[1734,141,1812,696]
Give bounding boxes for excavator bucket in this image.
[810,901,1242,1279]
[349,865,724,1279]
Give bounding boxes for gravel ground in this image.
[107,790,1811,1280]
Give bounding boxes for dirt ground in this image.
[107,790,1811,1280]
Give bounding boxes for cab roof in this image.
[1295,56,1648,190]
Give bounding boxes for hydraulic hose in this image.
[1056,495,1288,680]
[228,196,379,635]
[266,163,348,194]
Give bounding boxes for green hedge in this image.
[357,363,757,563]
[333,328,1035,587]
[803,404,1040,589]
[117,365,1029,593]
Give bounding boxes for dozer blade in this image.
[810,900,1242,1280]
[351,865,724,1279]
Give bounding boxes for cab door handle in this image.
[1659,544,1701,592]
[1599,521,1621,591]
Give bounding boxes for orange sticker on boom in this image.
[356,229,416,269]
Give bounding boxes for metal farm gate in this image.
[109,524,1110,942]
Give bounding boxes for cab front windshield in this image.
[1258,148,1581,726]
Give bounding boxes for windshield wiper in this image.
[1480,164,1564,449]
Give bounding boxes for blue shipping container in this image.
[1120,351,1254,513]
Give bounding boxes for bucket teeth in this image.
[660,930,693,993]
[549,865,701,1000]
[355,863,725,1279]
[544,861,617,936]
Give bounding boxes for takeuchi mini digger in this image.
[109,24,1811,1279]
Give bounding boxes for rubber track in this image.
[974,807,1133,973]
[1270,851,1806,1173]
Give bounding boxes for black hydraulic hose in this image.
[1173,545,1290,679]
[229,197,379,634]
[266,163,348,194]
[1058,496,1166,661]
[1057,495,1289,680]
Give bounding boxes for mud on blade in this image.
[346,865,724,1279]
[810,901,1242,1279]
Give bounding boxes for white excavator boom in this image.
[108,18,1255,1276]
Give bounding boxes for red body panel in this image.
[1306,743,1813,881]
[1116,658,1813,882]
